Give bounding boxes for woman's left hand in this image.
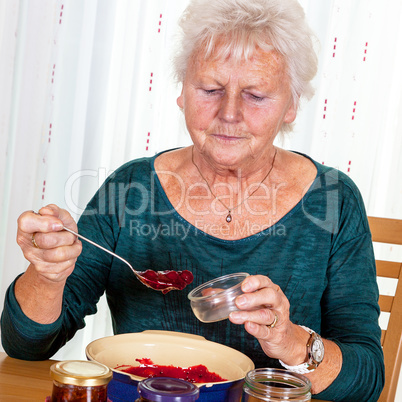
[228,275,309,366]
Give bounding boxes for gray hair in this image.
[173,0,318,132]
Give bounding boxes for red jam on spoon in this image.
[62,226,193,294]
[137,269,194,294]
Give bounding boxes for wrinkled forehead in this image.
[189,38,288,78]
[201,32,272,56]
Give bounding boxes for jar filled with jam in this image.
[50,360,112,402]
[242,368,312,401]
[136,377,200,401]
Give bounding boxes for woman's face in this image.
[177,47,297,170]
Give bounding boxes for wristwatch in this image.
[279,326,325,374]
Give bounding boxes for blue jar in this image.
[136,377,200,402]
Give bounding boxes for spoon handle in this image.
[62,226,135,272]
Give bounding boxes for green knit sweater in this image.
[1,151,384,401]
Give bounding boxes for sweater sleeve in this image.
[0,173,120,360]
[314,178,384,401]
[1,277,71,360]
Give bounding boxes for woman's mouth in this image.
[212,134,244,142]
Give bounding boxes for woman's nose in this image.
[218,93,242,123]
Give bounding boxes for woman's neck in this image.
[190,145,279,189]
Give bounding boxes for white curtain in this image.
[1,0,401,396]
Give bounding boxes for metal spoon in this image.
[63,226,193,294]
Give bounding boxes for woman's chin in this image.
[193,137,258,169]
[207,151,250,170]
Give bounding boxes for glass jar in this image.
[242,368,312,401]
[135,377,200,401]
[50,360,112,402]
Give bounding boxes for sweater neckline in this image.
[151,149,325,244]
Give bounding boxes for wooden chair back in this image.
[368,216,402,402]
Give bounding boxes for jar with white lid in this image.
[50,360,112,401]
[242,368,312,401]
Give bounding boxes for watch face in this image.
[312,338,325,363]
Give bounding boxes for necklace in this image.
[191,146,277,223]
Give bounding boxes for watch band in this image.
[278,360,315,374]
[279,326,323,374]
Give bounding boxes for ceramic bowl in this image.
[86,330,254,402]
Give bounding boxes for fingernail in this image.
[248,322,257,330]
[236,295,246,307]
[229,311,239,320]
[242,281,251,292]
[52,223,63,231]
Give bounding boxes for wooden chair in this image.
[368,216,402,402]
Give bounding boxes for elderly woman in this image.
[1,0,384,400]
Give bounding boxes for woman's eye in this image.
[248,93,265,102]
[204,89,219,95]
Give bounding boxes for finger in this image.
[235,285,282,312]
[33,260,77,283]
[229,311,281,341]
[38,205,59,217]
[18,210,63,235]
[41,241,82,264]
[25,240,82,265]
[31,230,78,250]
[229,307,278,327]
[241,274,278,293]
[201,287,225,296]
[39,204,77,229]
[243,318,280,339]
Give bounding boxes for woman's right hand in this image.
[16,204,82,283]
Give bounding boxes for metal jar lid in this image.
[137,377,199,401]
[50,360,112,387]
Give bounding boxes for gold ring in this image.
[31,233,40,249]
[267,312,278,329]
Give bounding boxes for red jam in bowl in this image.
[116,358,226,383]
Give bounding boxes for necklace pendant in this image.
[226,212,232,223]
